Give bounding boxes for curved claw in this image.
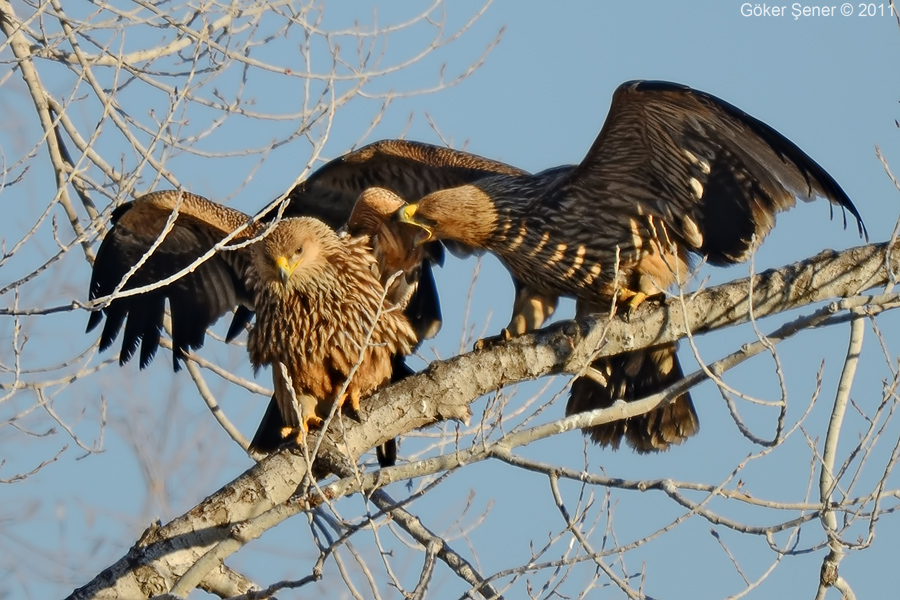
[617,289,667,321]
[280,410,325,445]
[473,327,513,351]
[618,289,648,315]
[345,405,363,423]
[335,389,363,422]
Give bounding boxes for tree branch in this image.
[67,239,899,599]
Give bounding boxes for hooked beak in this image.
[275,255,299,285]
[395,204,435,246]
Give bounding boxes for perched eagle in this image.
[397,80,866,452]
[236,140,542,460]
[87,190,417,440]
[87,140,536,461]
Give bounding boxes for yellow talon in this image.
[618,289,648,314]
[333,390,363,422]
[280,412,326,445]
[473,327,514,351]
[305,415,324,430]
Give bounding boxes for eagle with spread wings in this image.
[397,80,867,452]
[88,190,417,443]
[86,141,534,460]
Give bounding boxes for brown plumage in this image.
[249,185,429,457]
[249,140,547,459]
[349,187,430,320]
[87,190,416,442]
[246,217,416,432]
[280,139,528,228]
[397,80,866,453]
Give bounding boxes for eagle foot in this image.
[473,327,513,351]
[334,390,364,423]
[617,290,665,321]
[280,411,325,445]
[617,289,647,319]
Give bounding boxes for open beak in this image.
[275,256,299,285]
[395,204,434,245]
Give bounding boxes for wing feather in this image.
[280,139,528,226]
[87,191,257,370]
[569,80,866,264]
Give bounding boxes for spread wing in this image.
[560,81,865,451]
[279,139,529,227]
[565,80,866,265]
[86,191,258,370]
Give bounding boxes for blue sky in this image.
[4,1,900,598]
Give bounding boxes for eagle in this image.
[396,80,866,452]
[86,140,537,461]
[87,190,417,442]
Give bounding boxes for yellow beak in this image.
[397,203,418,223]
[275,255,299,285]
[396,203,434,244]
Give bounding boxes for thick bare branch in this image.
[66,239,899,599]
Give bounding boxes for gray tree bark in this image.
[67,239,899,600]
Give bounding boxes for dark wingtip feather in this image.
[86,310,103,334]
[855,209,869,241]
[405,259,443,342]
[172,349,186,373]
[138,297,165,369]
[226,306,254,343]
[139,341,159,370]
[98,309,126,354]
[118,300,149,366]
[249,396,287,453]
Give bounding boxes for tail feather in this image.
[376,438,398,467]
[566,343,698,453]
[375,355,416,467]
[249,395,285,454]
